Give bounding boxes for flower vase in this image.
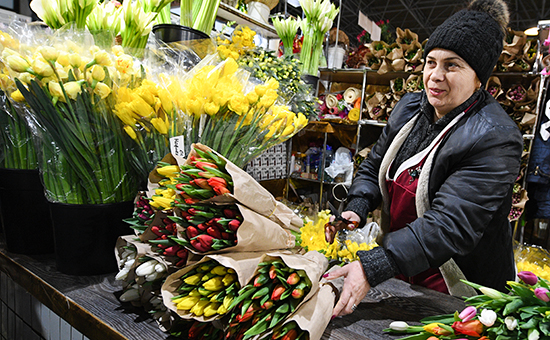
[152,24,215,61]
[48,201,134,275]
[0,168,54,254]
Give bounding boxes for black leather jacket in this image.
[348,90,522,291]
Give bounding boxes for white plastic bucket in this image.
[327,46,346,69]
[248,2,270,24]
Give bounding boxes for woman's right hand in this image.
[325,210,361,243]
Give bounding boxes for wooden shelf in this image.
[217,2,278,38]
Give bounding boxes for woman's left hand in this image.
[324,260,371,317]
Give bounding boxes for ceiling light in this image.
[524,27,539,36]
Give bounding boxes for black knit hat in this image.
[423,0,509,85]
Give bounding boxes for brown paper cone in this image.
[161,252,265,321]
[391,58,405,71]
[377,58,391,74]
[386,43,404,60]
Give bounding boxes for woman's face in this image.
[423,48,480,118]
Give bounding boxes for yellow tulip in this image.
[150,196,173,210]
[6,55,30,73]
[295,112,308,129]
[69,53,82,68]
[222,57,238,77]
[176,296,200,310]
[151,117,168,135]
[156,165,180,177]
[157,88,173,113]
[281,125,295,138]
[203,302,220,317]
[90,65,106,81]
[48,81,63,98]
[39,46,58,61]
[255,84,267,97]
[63,81,83,100]
[266,78,279,90]
[93,50,111,66]
[11,89,25,102]
[123,125,137,140]
[115,107,137,126]
[189,299,209,316]
[228,94,248,115]
[129,97,155,118]
[56,52,70,67]
[94,82,111,99]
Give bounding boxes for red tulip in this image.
[271,284,286,301]
[287,272,300,285]
[194,161,218,171]
[190,178,212,190]
[452,320,483,337]
[223,208,239,219]
[213,186,231,195]
[228,219,241,232]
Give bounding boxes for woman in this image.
[325,0,522,318]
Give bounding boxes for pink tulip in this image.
[534,287,550,302]
[458,306,477,322]
[518,271,538,285]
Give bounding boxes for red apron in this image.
[384,108,470,294]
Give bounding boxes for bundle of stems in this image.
[180,0,221,35]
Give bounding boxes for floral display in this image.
[1,28,143,204]
[217,26,257,60]
[386,272,550,340]
[496,28,537,73]
[515,243,550,281]
[123,191,155,234]
[298,0,339,75]
[225,259,313,339]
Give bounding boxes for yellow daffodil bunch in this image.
[300,210,378,262]
[169,55,308,166]
[0,32,146,204]
[216,26,257,60]
[114,75,182,179]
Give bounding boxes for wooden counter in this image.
[0,245,465,340]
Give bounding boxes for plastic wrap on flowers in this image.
[171,202,295,254]
[224,251,328,339]
[164,54,308,167]
[161,252,264,321]
[1,26,141,204]
[149,143,304,231]
[515,243,550,281]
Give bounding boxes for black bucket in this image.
[0,168,54,255]
[152,24,215,60]
[49,201,134,275]
[301,74,320,92]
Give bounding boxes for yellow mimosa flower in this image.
[123,125,138,140]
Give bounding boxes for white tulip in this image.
[528,329,540,340]
[115,268,130,281]
[479,309,497,327]
[389,321,409,331]
[135,260,158,276]
[504,316,518,331]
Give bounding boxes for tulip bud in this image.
[458,306,476,322]
[423,323,452,336]
[63,81,83,100]
[94,82,111,99]
[156,165,180,177]
[222,273,237,286]
[11,89,25,102]
[223,208,239,219]
[271,284,286,301]
[177,295,200,310]
[269,265,277,280]
[214,186,231,195]
[184,273,203,286]
[203,277,224,291]
[287,272,300,285]
[262,300,274,309]
[291,288,303,299]
[389,321,409,331]
[6,55,30,73]
[528,328,540,340]
[228,219,241,232]
[535,287,550,302]
[479,286,507,300]
[518,271,538,285]
[40,46,59,61]
[119,288,140,302]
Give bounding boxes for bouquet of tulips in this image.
[169,319,224,340]
[225,251,327,340]
[385,271,550,340]
[162,254,263,321]
[1,26,145,204]
[124,192,156,234]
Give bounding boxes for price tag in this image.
[170,136,186,158]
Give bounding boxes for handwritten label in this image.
[170,136,186,158]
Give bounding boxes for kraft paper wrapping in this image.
[391,58,405,72]
[386,43,403,60]
[368,41,388,59]
[161,252,265,321]
[503,29,527,56]
[273,284,336,340]
[343,87,360,104]
[176,203,295,255]
[396,27,419,51]
[325,94,338,108]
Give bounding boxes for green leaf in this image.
[504,298,524,315]
[243,313,270,338]
[420,314,456,324]
[519,317,538,329]
[539,320,550,336]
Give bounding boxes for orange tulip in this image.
[452,320,484,337]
